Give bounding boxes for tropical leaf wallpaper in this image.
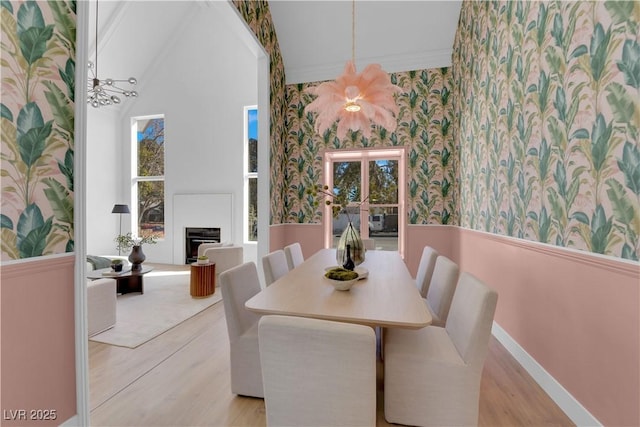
[236,0,638,261]
[2,0,636,263]
[232,0,288,225]
[284,69,456,225]
[452,0,639,260]
[1,0,76,260]
[233,1,456,227]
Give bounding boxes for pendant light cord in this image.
[351,0,356,64]
[94,0,99,75]
[87,0,139,108]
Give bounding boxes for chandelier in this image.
[87,0,138,108]
[305,0,401,139]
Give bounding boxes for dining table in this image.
[245,248,431,329]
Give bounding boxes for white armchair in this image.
[197,243,243,277]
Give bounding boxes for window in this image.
[132,116,165,238]
[244,106,258,242]
[324,148,405,257]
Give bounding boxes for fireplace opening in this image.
[185,227,221,264]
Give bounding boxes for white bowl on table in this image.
[323,268,360,291]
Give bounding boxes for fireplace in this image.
[185,227,221,264]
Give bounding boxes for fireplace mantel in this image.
[172,193,233,264]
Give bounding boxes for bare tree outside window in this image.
[245,107,258,242]
[248,137,258,241]
[134,117,165,238]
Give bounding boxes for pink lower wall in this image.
[1,255,77,426]
[405,224,458,275]
[404,224,639,426]
[269,223,323,258]
[280,222,639,426]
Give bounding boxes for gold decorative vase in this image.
[336,222,365,267]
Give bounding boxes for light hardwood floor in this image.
[89,264,574,427]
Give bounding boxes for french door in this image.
[323,148,406,258]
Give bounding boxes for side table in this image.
[190,263,216,297]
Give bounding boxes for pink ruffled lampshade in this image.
[305,60,402,138]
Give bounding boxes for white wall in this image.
[86,108,123,255]
[86,3,258,265]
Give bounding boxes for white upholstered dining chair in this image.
[219,262,264,398]
[258,315,377,427]
[415,246,439,297]
[384,272,498,427]
[283,242,304,270]
[424,255,459,327]
[262,249,289,286]
[362,238,375,250]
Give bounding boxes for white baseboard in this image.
[59,414,78,427]
[492,322,602,427]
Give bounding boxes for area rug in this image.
[89,270,222,348]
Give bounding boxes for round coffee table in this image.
[87,265,154,294]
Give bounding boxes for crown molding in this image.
[285,49,453,84]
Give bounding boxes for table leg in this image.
[116,275,144,294]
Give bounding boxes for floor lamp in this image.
[112,204,130,255]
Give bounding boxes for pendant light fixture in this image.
[305,0,402,139]
[87,0,138,108]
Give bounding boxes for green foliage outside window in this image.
[136,118,165,238]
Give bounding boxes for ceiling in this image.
[87,1,202,86]
[88,0,462,88]
[268,1,462,83]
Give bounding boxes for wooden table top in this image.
[246,249,431,329]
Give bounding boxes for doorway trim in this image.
[74,1,90,424]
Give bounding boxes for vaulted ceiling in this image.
[88,1,462,90]
[268,1,462,83]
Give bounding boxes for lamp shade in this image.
[112,204,130,214]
